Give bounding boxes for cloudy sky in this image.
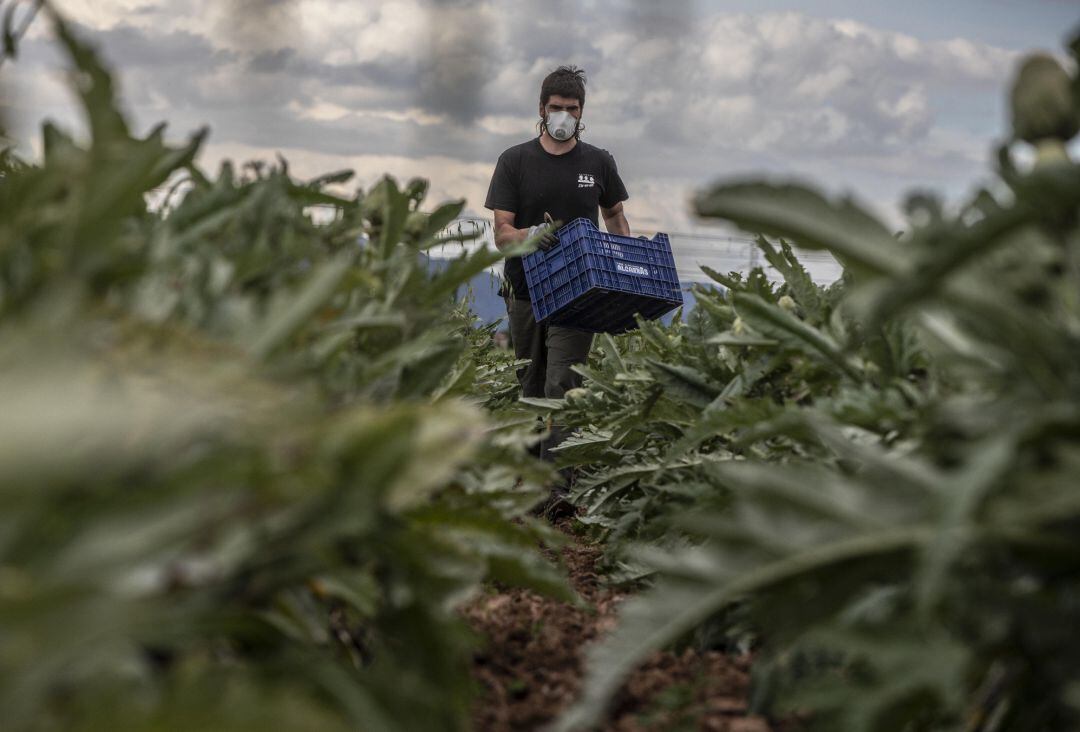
[4,0,1078,236]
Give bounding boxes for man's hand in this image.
[527,214,561,252]
[526,224,558,251]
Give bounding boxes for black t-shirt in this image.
[484,138,629,300]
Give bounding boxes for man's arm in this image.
[601,201,630,236]
[494,209,558,252]
[493,209,527,250]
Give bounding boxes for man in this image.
[484,65,632,507]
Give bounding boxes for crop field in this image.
[4,7,1080,732]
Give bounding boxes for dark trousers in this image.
[506,297,594,462]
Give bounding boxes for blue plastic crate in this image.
[521,218,683,333]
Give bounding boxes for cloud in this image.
[42,0,156,31]
[413,2,495,123]
[589,11,1015,160]
[71,22,234,70]
[196,138,496,214]
[12,1,1028,233]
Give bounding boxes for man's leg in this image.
[506,296,546,398]
[506,297,547,458]
[541,325,594,462]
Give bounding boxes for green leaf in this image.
[49,8,130,142]
[519,396,565,410]
[2,3,20,60]
[694,181,906,277]
[247,252,354,359]
[704,461,884,534]
[571,363,622,397]
[596,333,627,374]
[416,199,467,245]
[644,358,720,409]
[914,432,1017,616]
[549,429,612,452]
[699,265,743,290]
[733,292,863,380]
[424,246,504,303]
[307,169,355,188]
[708,334,779,347]
[777,625,969,732]
[431,359,477,402]
[759,237,825,323]
[397,340,465,398]
[371,176,411,259]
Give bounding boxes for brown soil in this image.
[463,521,775,732]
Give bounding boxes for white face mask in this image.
[545,110,578,141]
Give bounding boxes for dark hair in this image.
[540,65,586,107]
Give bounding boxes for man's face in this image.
[540,94,583,121]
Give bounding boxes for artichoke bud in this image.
[360,179,392,225]
[405,177,429,203]
[404,211,428,239]
[564,388,588,403]
[1009,54,1079,145]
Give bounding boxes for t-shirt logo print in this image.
[577,173,595,188]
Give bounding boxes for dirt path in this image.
[463,522,775,731]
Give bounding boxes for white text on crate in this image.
[615,262,650,277]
